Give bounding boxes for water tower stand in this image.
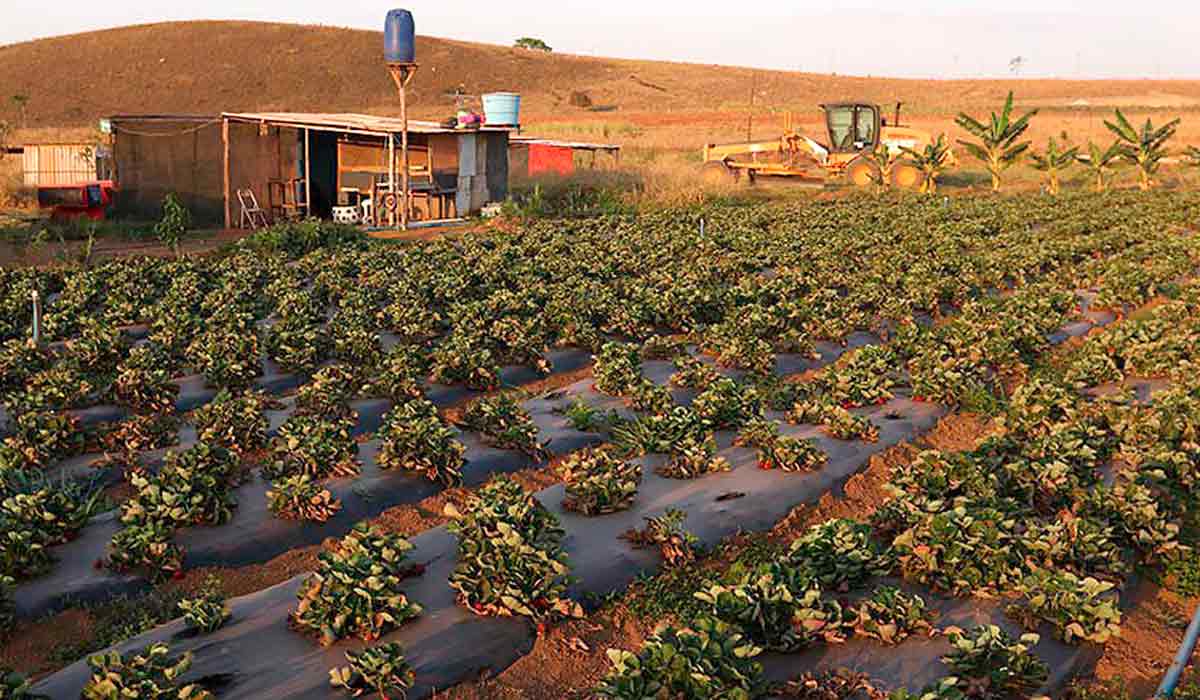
[386,62,419,230]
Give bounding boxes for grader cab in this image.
[701,102,947,190]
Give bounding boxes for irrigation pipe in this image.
[1156,602,1200,697]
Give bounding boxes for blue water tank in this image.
[384,9,415,63]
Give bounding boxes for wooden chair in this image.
[268,178,306,221]
[237,189,270,229]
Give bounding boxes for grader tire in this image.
[891,164,926,191]
[845,159,879,188]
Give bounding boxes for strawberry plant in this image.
[1007,570,1121,644]
[119,443,239,528]
[670,355,721,389]
[105,521,184,580]
[734,419,826,472]
[939,625,1048,700]
[629,379,675,416]
[16,365,94,411]
[113,366,179,415]
[613,406,707,456]
[623,508,699,567]
[292,523,423,646]
[267,473,342,522]
[641,335,688,360]
[594,341,644,396]
[788,519,889,590]
[263,415,360,481]
[851,586,934,644]
[0,668,36,699]
[377,398,466,486]
[191,389,273,454]
[65,319,127,378]
[560,447,641,515]
[818,345,897,408]
[82,643,212,700]
[820,406,879,442]
[428,333,500,390]
[659,431,730,479]
[187,326,262,389]
[177,578,229,634]
[461,393,548,459]
[265,320,330,376]
[445,477,581,623]
[102,413,180,461]
[368,344,430,402]
[694,565,850,651]
[295,363,362,419]
[891,505,1023,596]
[0,576,13,637]
[691,378,760,429]
[329,642,415,699]
[0,338,50,393]
[595,616,763,700]
[0,474,103,579]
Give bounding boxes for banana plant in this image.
[900,134,951,193]
[1029,138,1079,195]
[1104,108,1180,190]
[862,143,903,189]
[955,91,1038,191]
[1076,141,1123,192]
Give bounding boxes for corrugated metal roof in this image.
[222,112,514,135]
[510,136,621,151]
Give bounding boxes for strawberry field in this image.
[3,191,1200,698]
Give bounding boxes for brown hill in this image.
[4,20,1200,136]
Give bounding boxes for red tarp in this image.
[527,144,574,176]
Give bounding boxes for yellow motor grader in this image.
[701,102,949,189]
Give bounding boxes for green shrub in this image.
[292,523,423,646]
[560,448,641,515]
[263,415,359,481]
[82,642,211,700]
[445,477,581,623]
[267,473,342,522]
[376,398,465,486]
[595,616,763,699]
[329,642,415,699]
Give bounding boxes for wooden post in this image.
[303,128,312,219]
[387,133,395,227]
[387,64,418,231]
[222,118,231,229]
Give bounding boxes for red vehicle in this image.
[36,180,116,221]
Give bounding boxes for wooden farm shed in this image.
[18,143,108,186]
[108,112,512,227]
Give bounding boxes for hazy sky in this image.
[4,0,1200,79]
